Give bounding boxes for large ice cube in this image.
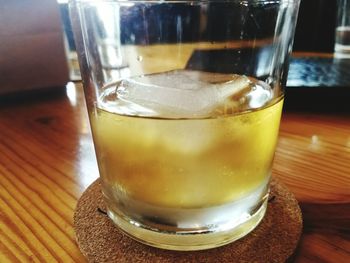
[125,70,205,90]
[115,70,252,118]
[99,70,274,118]
[246,80,273,109]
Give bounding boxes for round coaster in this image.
[74,178,302,263]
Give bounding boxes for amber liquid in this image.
[91,100,282,224]
[89,71,283,249]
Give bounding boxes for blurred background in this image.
[0,0,345,97]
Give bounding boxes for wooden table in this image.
[0,82,349,262]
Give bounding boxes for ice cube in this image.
[115,70,252,118]
[246,80,273,109]
[127,70,205,90]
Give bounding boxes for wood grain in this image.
[0,81,349,262]
[0,85,95,262]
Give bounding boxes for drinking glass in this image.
[70,0,300,251]
[335,0,350,58]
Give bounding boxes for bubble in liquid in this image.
[137,55,143,62]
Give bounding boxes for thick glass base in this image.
[107,199,268,251]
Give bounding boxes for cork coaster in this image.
[74,178,302,263]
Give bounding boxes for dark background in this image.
[293,0,336,52]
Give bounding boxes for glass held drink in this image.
[70,0,300,251]
[335,0,350,58]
